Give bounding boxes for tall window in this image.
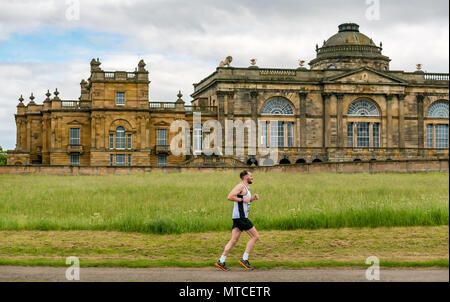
[259,121,267,147]
[287,122,294,147]
[109,134,114,149]
[205,132,210,149]
[373,123,380,148]
[116,154,125,166]
[158,154,167,167]
[110,154,114,166]
[70,128,80,145]
[193,124,202,154]
[347,122,354,147]
[116,92,125,105]
[261,98,294,115]
[116,126,126,149]
[270,121,284,148]
[128,154,132,166]
[436,124,449,149]
[357,122,370,148]
[427,124,434,148]
[127,134,132,150]
[426,101,449,149]
[157,129,167,146]
[70,154,80,165]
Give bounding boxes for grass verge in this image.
[1,226,447,268]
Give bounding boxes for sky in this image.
[0,0,448,150]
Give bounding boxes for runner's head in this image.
[240,170,253,184]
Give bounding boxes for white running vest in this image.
[232,182,251,219]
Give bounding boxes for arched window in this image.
[348,99,380,116]
[116,126,126,149]
[261,98,294,115]
[347,99,381,148]
[427,101,449,118]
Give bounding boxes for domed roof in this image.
[323,23,377,47]
[309,23,391,70]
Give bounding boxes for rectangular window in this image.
[193,124,202,154]
[347,122,354,147]
[205,132,210,150]
[110,154,114,166]
[157,129,167,146]
[436,124,449,149]
[373,123,380,148]
[357,122,370,148]
[185,127,191,151]
[128,154,131,166]
[259,121,267,147]
[116,92,125,105]
[158,154,167,167]
[127,134,132,150]
[70,128,80,146]
[70,154,80,165]
[116,154,125,166]
[287,122,294,147]
[109,134,114,149]
[427,124,434,148]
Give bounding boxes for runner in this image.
[216,170,259,271]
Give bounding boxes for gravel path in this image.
[0,266,448,282]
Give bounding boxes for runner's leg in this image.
[244,226,259,254]
[222,227,242,256]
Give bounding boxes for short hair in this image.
[240,170,249,180]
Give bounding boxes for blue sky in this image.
[0,0,448,150]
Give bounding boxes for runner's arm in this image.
[227,184,251,202]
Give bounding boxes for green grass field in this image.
[0,172,448,268]
[0,172,448,234]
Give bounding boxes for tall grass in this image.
[0,172,448,234]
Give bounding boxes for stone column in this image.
[336,93,344,148]
[321,93,331,148]
[416,94,425,150]
[369,122,374,148]
[299,92,308,148]
[91,115,96,150]
[217,91,227,150]
[385,94,394,148]
[398,94,406,149]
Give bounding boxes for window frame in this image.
[116,92,126,106]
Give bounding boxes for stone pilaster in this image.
[321,93,331,148]
[385,94,394,148]
[299,92,308,148]
[416,94,425,151]
[336,93,344,147]
[397,94,406,149]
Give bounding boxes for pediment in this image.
[153,121,170,127]
[324,68,407,85]
[67,119,84,125]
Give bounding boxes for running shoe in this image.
[239,258,254,270]
[215,261,231,271]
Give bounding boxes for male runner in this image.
[216,170,259,271]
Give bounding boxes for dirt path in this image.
[0,266,447,282]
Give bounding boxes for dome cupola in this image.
[309,23,391,71]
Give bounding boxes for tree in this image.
[0,146,7,165]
